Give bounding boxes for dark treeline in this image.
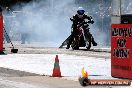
[0,0,111,7]
[0,0,32,7]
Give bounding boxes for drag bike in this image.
[71,21,92,50]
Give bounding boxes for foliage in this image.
[0,0,32,7]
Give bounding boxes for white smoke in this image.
[6,0,75,47]
[4,0,111,47]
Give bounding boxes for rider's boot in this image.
[66,46,70,49]
[91,37,97,46]
[66,45,70,49]
[92,41,97,46]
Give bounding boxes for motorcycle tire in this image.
[86,42,91,50]
[71,41,79,50]
[72,44,79,50]
[86,38,91,50]
[84,31,92,50]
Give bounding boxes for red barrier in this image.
[111,24,132,79]
[0,15,3,52]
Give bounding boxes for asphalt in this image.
[1,43,131,88]
[4,43,111,58]
[0,63,131,88]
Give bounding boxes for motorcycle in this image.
[59,17,96,50]
[71,21,92,50]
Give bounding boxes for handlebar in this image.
[77,21,92,26]
[70,18,94,24]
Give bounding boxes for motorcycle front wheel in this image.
[86,38,91,50]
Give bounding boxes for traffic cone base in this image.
[52,68,61,77]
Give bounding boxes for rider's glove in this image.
[91,20,94,24]
[70,18,74,21]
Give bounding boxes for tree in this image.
[0,0,32,7]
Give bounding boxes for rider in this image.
[66,7,97,49]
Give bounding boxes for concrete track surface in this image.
[0,43,131,88]
[0,67,131,88]
[4,43,110,58]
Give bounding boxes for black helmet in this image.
[77,7,85,15]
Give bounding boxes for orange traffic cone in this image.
[52,55,61,77]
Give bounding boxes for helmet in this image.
[77,7,85,15]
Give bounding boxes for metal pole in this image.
[102,0,103,31]
[119,0,122,15]
[119,0,122,23]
